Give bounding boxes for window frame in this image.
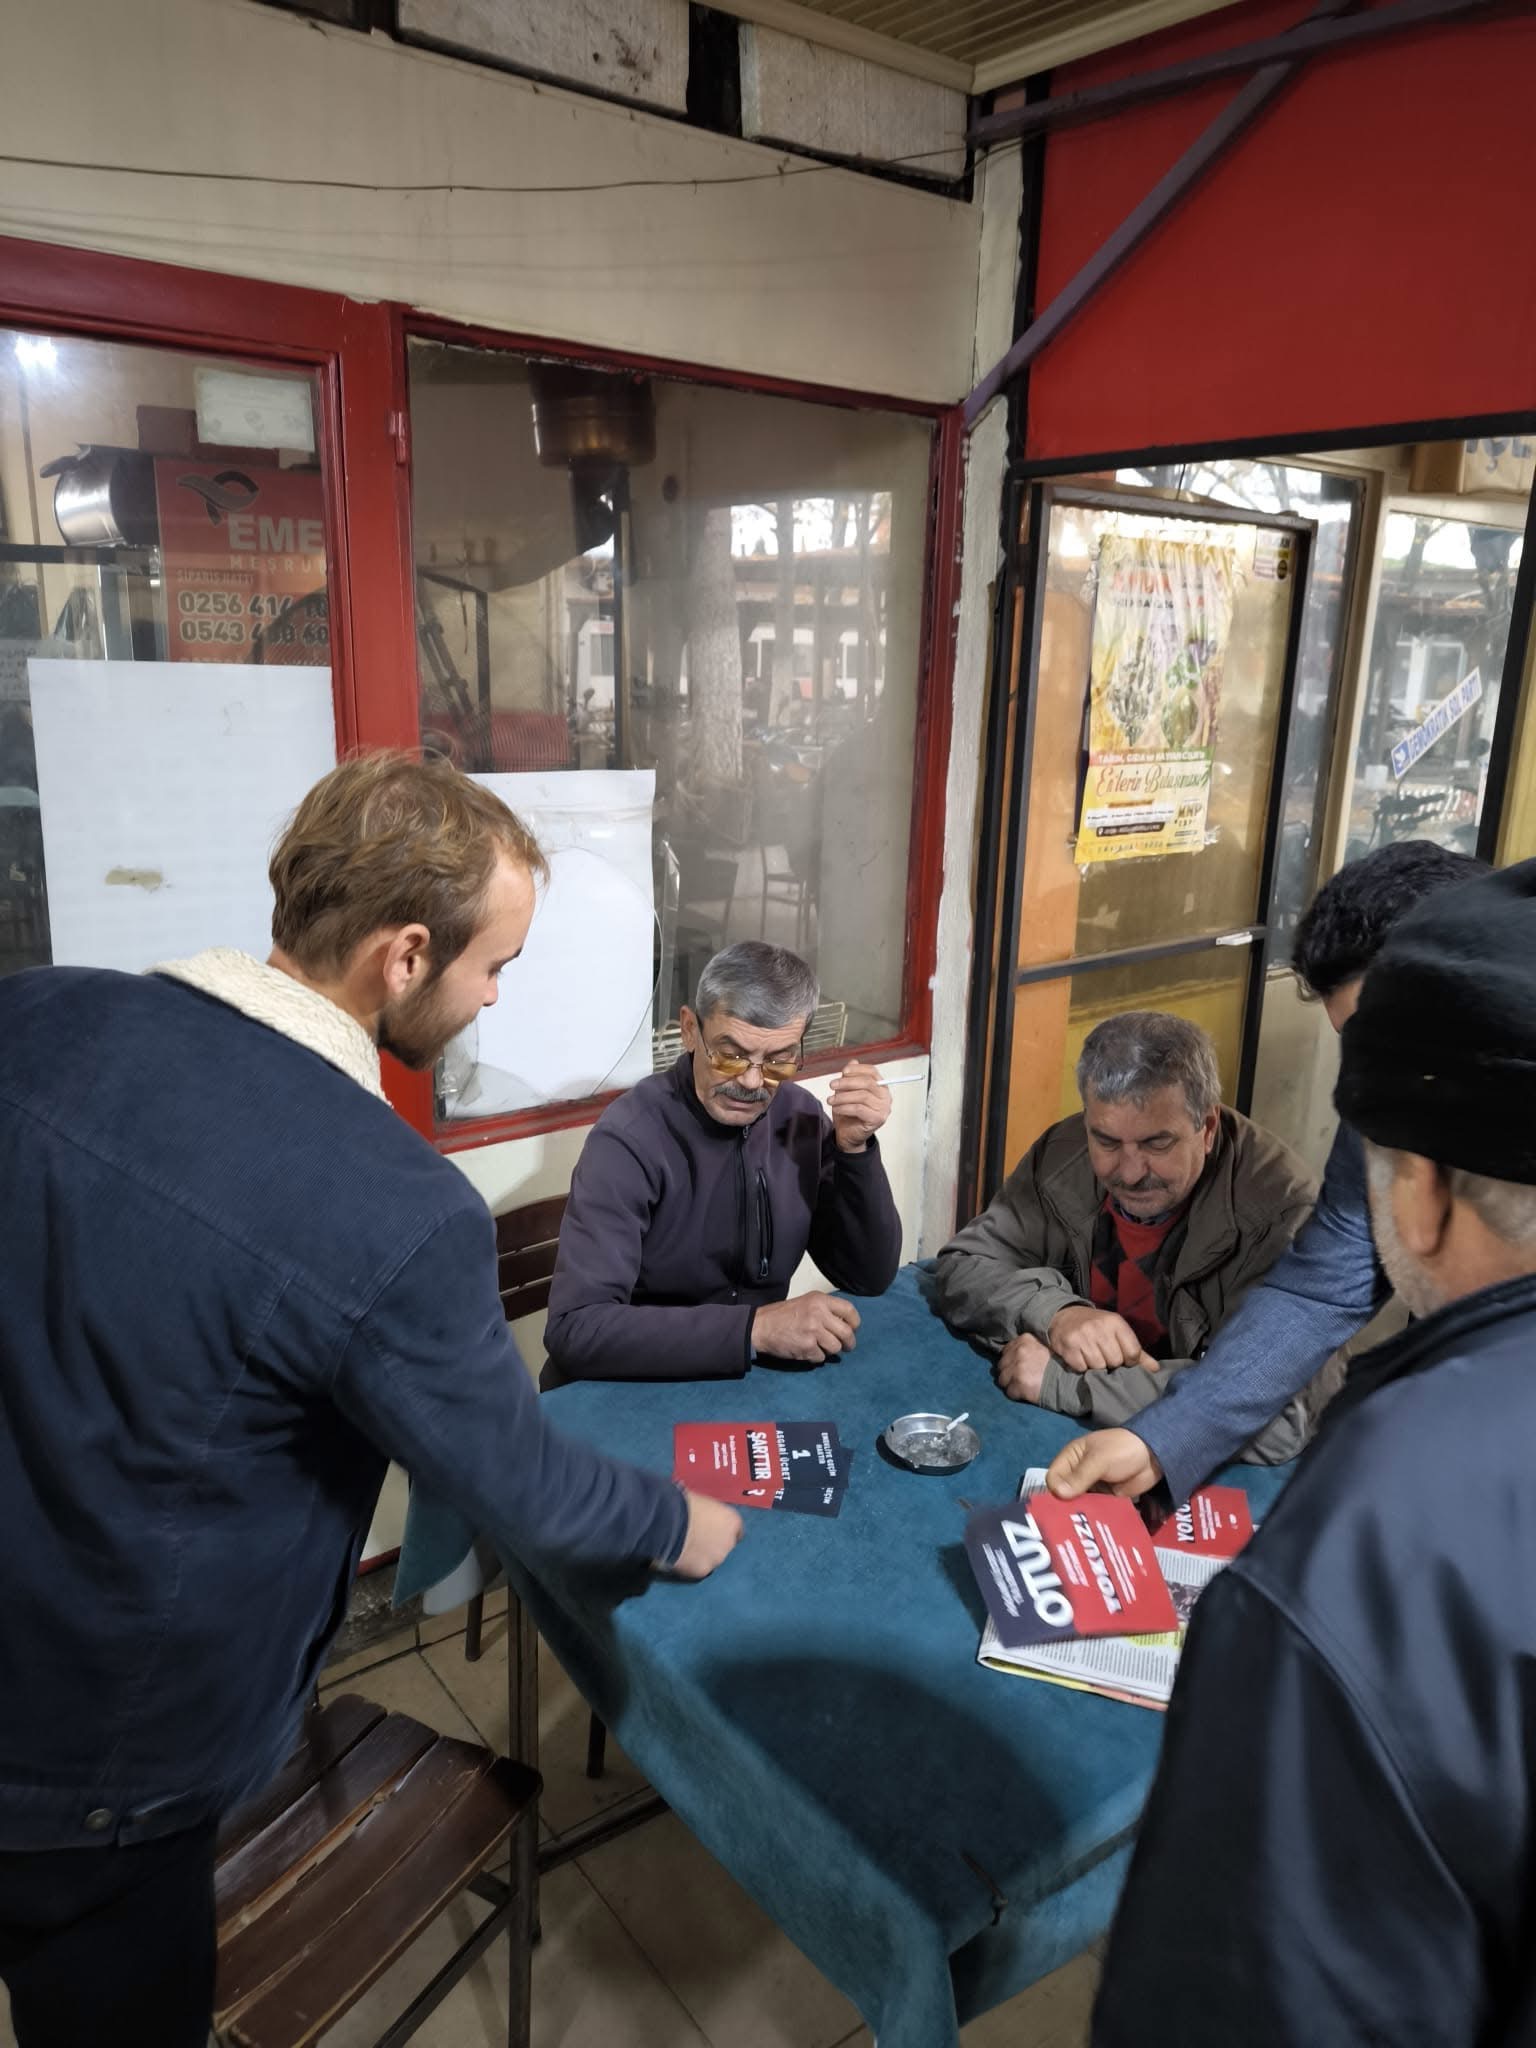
[397,310,963,1154]
[0,238,962,1153]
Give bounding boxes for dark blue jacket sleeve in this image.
[1132,1123,1389,1505]
[808,1129,903,1295]
[543,1124,755,1382]
[1094,1569,1484,2048]
[330,1203,688,1566]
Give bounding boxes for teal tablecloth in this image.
[398,1266,1292,2048]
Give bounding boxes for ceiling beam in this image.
[970,0,1527,144]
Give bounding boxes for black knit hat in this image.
[1336,857,1536,1183]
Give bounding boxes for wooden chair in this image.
[463,1197,613,1784]
[463,1196,566,1665]
[212,1692,539,2048]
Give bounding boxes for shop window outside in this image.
[1115,460,1362,946]
[0,328,335,986]
[407,339,934,1129]
[1343,509,1525,865]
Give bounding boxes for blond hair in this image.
[270,751,546,975]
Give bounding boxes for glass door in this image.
[986,486,1310,1187]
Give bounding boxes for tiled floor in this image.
[0,1600,1100,2048]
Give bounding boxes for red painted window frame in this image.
[0,237,962,1151]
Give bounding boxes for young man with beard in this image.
[0,752,740,2048]
[1093,857,1536,2047]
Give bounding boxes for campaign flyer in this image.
[673,1421,849,1517]
[1144,1484,1252,1559]
[965,1490,1177,1649]
[673,1422,783,1500]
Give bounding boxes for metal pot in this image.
[40,446,158,548]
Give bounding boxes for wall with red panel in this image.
[1024,0,1536,460]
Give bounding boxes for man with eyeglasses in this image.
[543,941,902,1385]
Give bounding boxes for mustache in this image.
[717,1082,771,1104]
[1110,1176,1170,1194]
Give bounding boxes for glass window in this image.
[1116,460,1363,943]
[408,339,935,1126]
[1343,509,1524,862]
[0,329,334,983]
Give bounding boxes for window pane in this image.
[1344,510,1524,861]
[1005,949,1250,1169]
[408,340,934,1125]
[1018,503,1297,973]
[1116,461,1363,943]
[1,330,334,981]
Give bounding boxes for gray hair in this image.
[1076,1011,1222,1126]
[695,941,819,1032]
[1369,1143,1536,1246]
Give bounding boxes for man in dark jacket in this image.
[1047,839,1485,1508]
[1095,857,1536,2048]
[0,753,740,2048]
[544,940,902,1384]
[934,1012,1323,1457]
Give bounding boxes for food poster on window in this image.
[153,461,330,666]
[1075,532,1241,864]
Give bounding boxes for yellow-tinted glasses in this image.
[701,1033,804,1086]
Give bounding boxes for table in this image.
[398,1266,1292,2048]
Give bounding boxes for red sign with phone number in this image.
[153,460,331,666]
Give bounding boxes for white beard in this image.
[1365,1143,1448,1321]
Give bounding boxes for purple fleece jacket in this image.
[542,1055,903,1385]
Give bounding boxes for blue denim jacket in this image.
[0,966,685,1851]
[1133,1122,1389,1506]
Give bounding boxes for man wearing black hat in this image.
[1092,857,1536,2048]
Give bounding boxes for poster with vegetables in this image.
[1075,533,1239,864]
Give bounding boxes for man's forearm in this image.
[932,1253,1087,1352]
[811,1140,903,1294]
[1133,1279,1379,1506]
[544,1296,755,1382]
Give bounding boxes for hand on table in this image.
[995,1331,1054,1404]
[1047,1305,1158,1374]
[1046,1427,1165,1503]
[827,1061,892,1154]
[752,1292,860,1362]
[670,1491,745,1579]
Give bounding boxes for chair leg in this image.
[506,1804,539,2048]
[464,1590,484,1663]
[507,1596,539,1774]
[585,1713,608,1781]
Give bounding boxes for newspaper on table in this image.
[977,1469,1248,1710]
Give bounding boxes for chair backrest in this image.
[495,1195,568,1323]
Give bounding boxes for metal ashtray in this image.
[883,1412,980,1474]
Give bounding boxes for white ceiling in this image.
[727,0,1245,93]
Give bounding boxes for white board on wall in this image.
[28,658,336,972]
[443,769,656,1117]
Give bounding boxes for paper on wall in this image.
[28,658,335,972]
[443,769,655,1117]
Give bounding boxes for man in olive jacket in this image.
[935,1011,1328,1460]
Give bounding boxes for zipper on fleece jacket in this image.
[735,1144,773,1285]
